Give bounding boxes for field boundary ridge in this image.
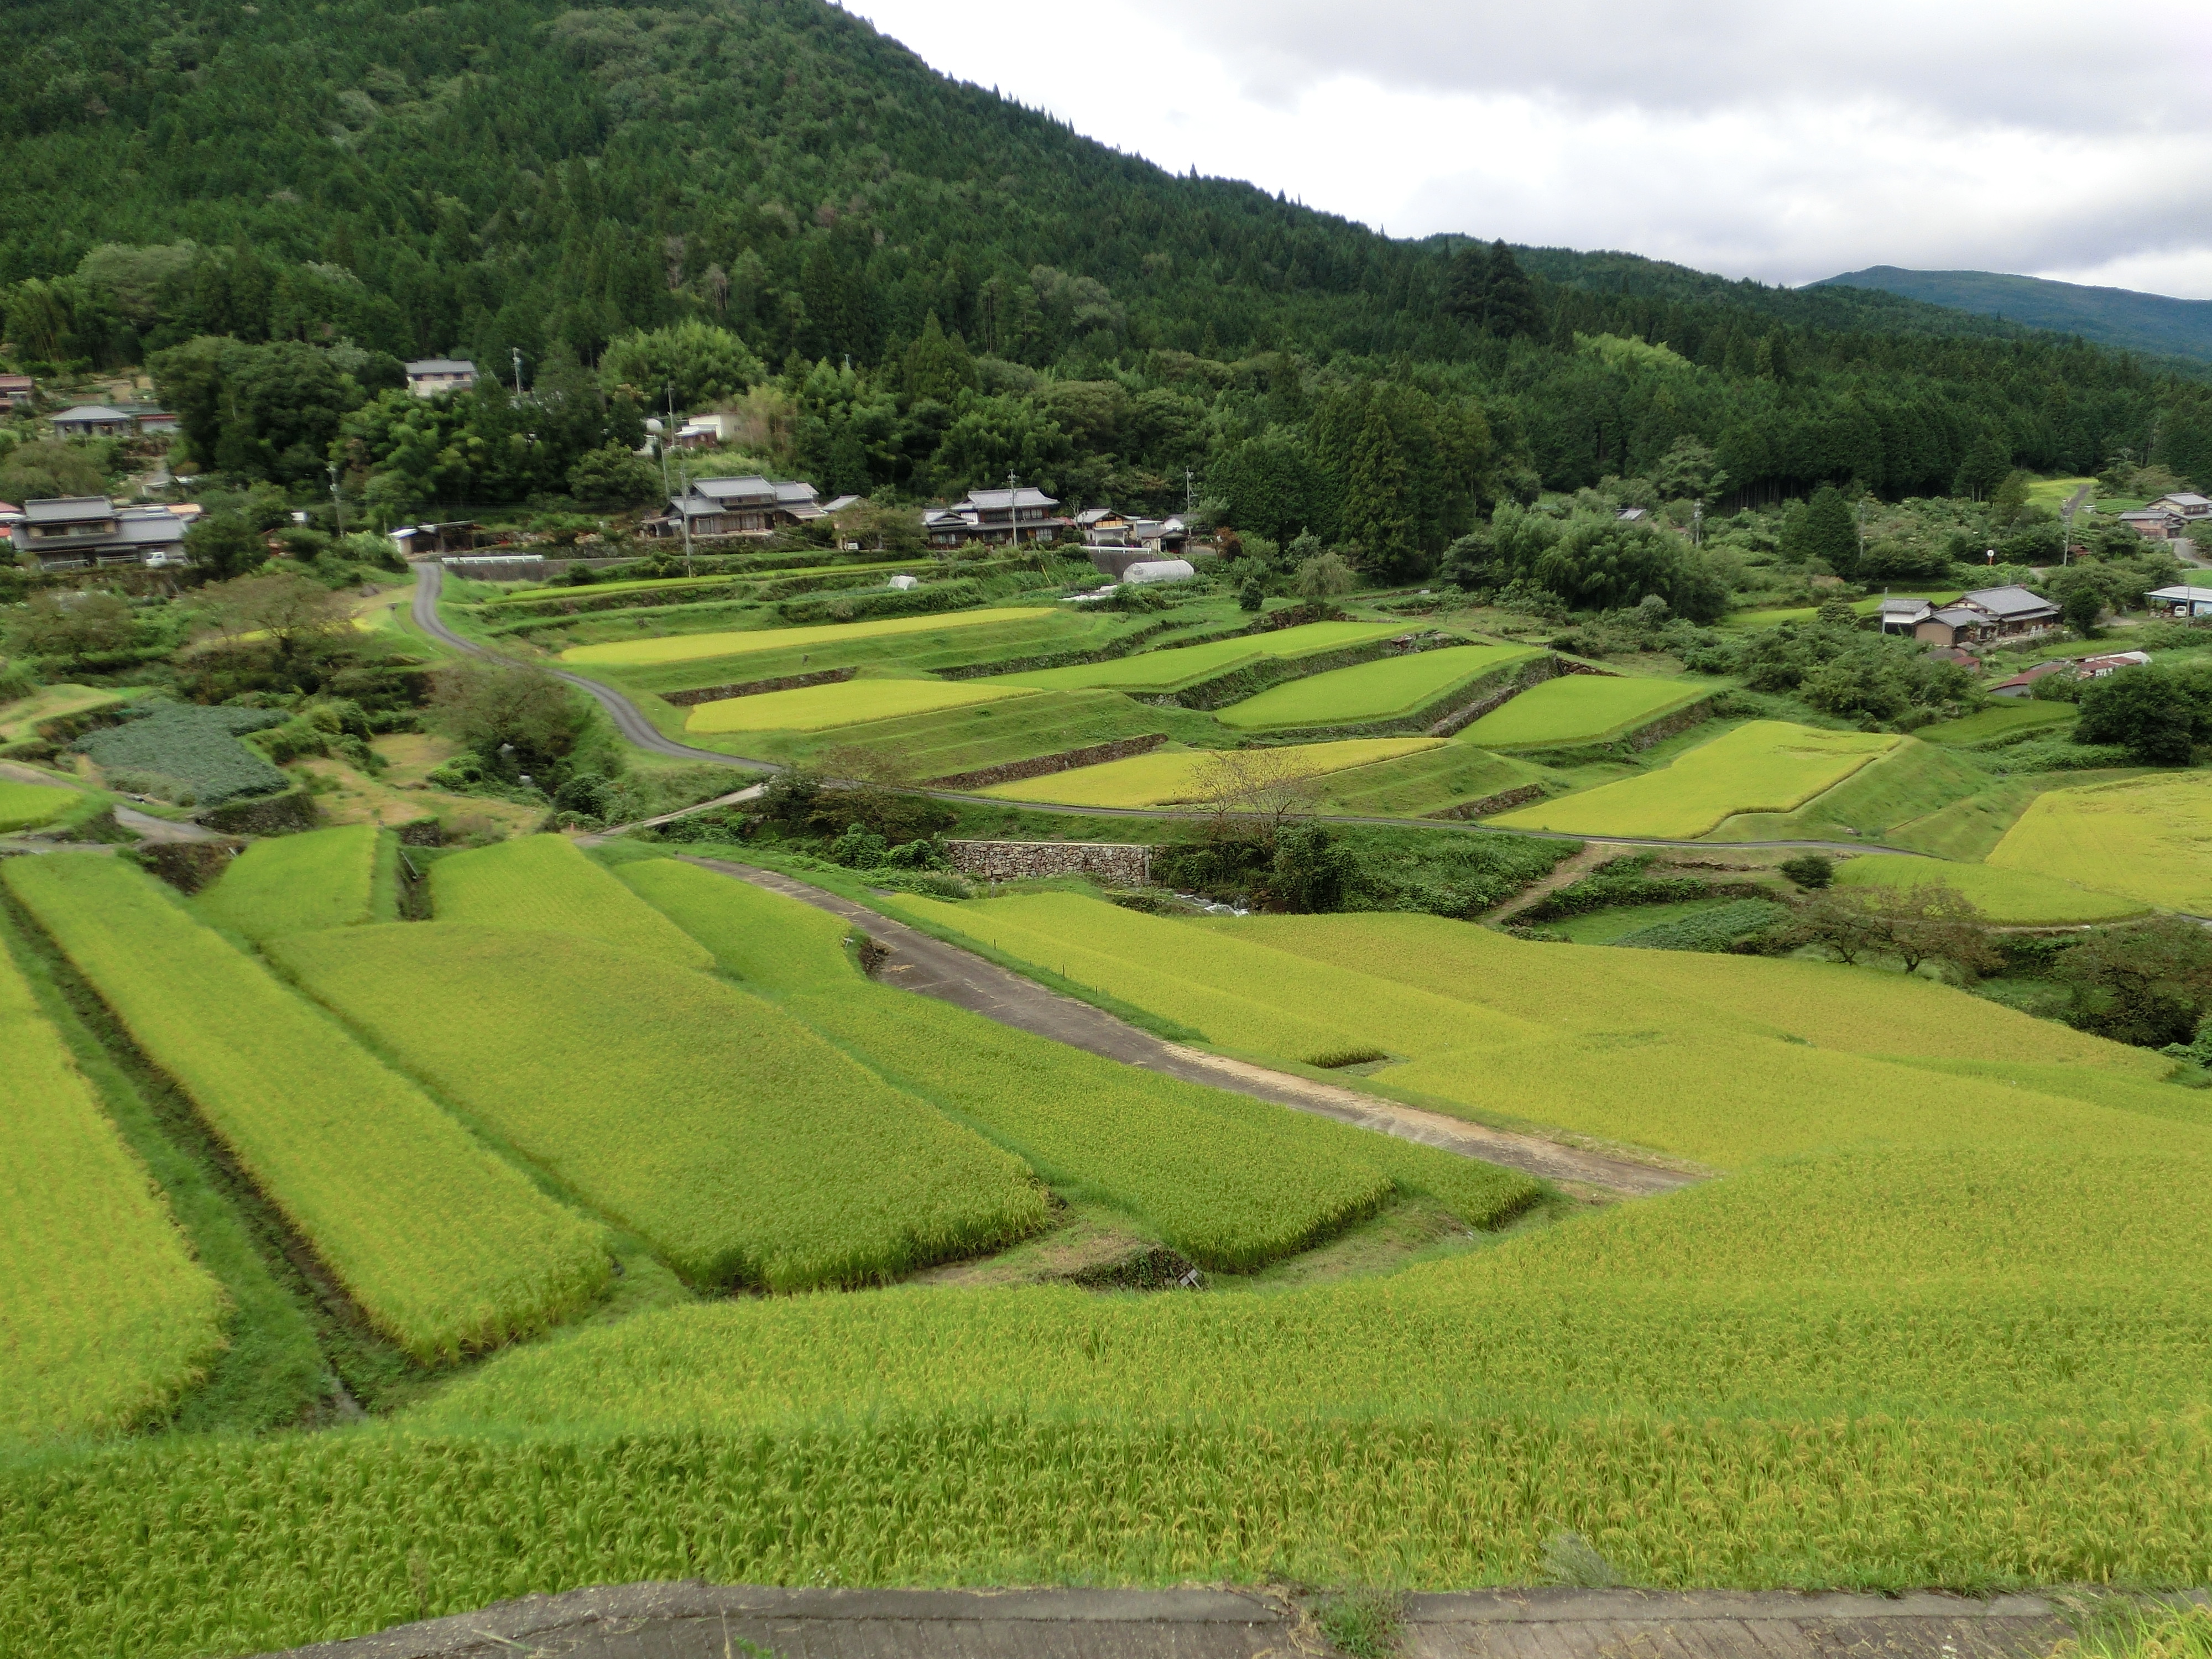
[263,1580,2147,1659]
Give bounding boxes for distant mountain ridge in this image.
[1814,267,2212,363]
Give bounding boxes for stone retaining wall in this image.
[662,667,857,707]
[1425,782,1549,821]
[946,839,1152,884]
[1626,697,1719,752]
[1431,654,1616,738]
[928,733,1168,791]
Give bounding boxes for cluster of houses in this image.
[1877,586,2063,648]
[2117,492,2212,542]
[639,474,1188,573]
[3,496,197,571]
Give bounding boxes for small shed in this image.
[51,405,136,439]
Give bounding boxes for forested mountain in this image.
[4,0,2211,576]
[1819,267,2212,366]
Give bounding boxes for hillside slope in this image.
[1817,267,2212,363]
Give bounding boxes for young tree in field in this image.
[1788,886,1887,964]
[1191,747,1321,848]
[431,659,589,776]
[199,570,352,675]
[1871,883,1997,977]
[1293,551,1355,599]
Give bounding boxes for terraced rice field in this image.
[1215,644,1535,729]
[17,860,2212,1652]
[1832,853,2150,924]
[1458,674,1708,748]
[1,929,228,1438]
[1309,741,1550,817]
[559,607,1055,667]
[1916,702,2078,745]
[0,780,80,832]
[619,859,1536,1265]
[275,922,1047,1290]
[987,621,1408,694]
[195,824,391,940]
[892,891,1538,1066]
[973,737,1443,808]
[0,684,129,744]
[4,855,609,1361]
[1988,770,2212,912]
[1494,721,1899,838]
[1702,737,1987,843]
[430,836,711,968]
[684,677,1037,734]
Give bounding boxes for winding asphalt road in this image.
[409,563,1924,857]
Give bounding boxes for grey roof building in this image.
[51,404,137,437]
[403,358,478,398]
[651,476,826,538]
[11,496,190,570]
[924,485,1065,546]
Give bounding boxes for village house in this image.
[403,358,478,398]
[1910,585,2062,648]
[0,374,33,409]
[649,476,827,539]
[50,404,137,439]
[8,495,189,570]
[922,486,1067,549]
[1076,505,1190,575]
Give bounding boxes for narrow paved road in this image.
[272,1581,2091,1659]
[409,562,1925,858]
[690,857,1697,1197]
[409,562,785,770]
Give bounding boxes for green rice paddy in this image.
[560,607,1056,667]
[1215,644,1535,729]
[684,677,1037,734]
[972,738,1443,807]
[987,621,1409,694]
[1458,674,1708,748]
[1495,721,1898,838]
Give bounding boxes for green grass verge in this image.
[1311,742,1550,817]
[1917,703,2079,746]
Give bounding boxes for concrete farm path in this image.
[411,562,1920,859]
[269,1582,2096,1659]
[687,857,1695,1197]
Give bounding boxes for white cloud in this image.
[844,0,2212,298]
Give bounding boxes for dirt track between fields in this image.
[686,857,1697,1197]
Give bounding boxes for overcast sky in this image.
[848,0,2212,299]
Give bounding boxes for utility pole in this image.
[1692,497,1704,549]
[1185,467,1195,517]
[678,460,694,577]
[2061,499,2076,567]
[327,460,344,539]
[1006,468,1019,547]
[512,347,524,397]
